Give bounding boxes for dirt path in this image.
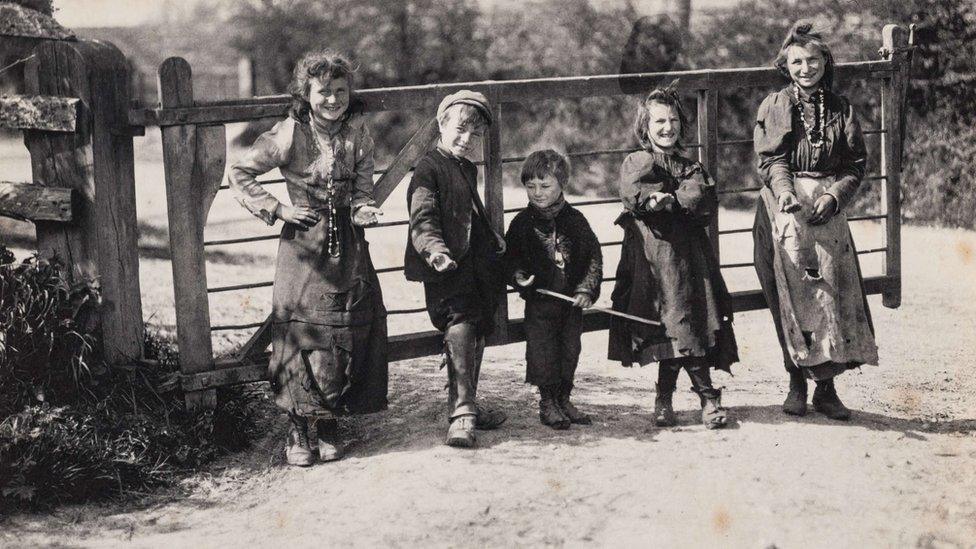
[3,225,975,548]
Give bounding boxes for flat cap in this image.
[436,90,492,125]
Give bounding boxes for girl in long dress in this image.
[609,85,739,429]
[753,22,879,420]
[228,50,388,465]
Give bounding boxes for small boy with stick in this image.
[504,150,603,429]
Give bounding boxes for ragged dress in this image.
[228,105,388,416]
[608,150,738,371]
[753,86,879,380]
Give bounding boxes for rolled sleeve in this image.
[227,119,293,225]
[408,162,451,264]
[573,218,603,301]
[619,153,666,213]
[673,164,717,226]
[350,123,376,212]
[826,101,867,211]
[754,93,796,199]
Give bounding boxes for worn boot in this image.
[557,381,592,425]
[698,389,728,430]
[653,384,677,427]
[783,367,808,416]
[314,417,342,462]
[285,414,314,467]
[444,323,479,420]
[446,414,477,447]
[539,385,570,430]
[812,378,851,421]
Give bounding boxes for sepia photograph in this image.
[0,0,973,546]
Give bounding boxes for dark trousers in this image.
[658,358,718,399]
[524,298,582,387]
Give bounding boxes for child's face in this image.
[645,102,681,152]
[438,108,484,159]
[309,76,349,124]
[786,43,826,92]
[524,174,562,210]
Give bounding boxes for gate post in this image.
[697,86,720,256]
[23,40,144,363]
[879,24,909,309]
[482,100,509,344]
[157,57,224,409]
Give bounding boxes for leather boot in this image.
[783,367,808,416]
[444,323,479,419]
[812,378,851,420]
[539,385,570,430]
[446,414,477,447]
[557,381,592,425]
[314,417,342,462]
[698,389,728,429]
[653,384,677,427]
[285,414,314,467]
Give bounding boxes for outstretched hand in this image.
[807,194,838,225]
[352,205,383,227]
[430,252,457,273]
[277,205,320,229]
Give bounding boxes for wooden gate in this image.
[120,25,912,409]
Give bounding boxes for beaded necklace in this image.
[792,85,827,149]
[307,122,345,257]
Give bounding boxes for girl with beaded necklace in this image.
[753,21,879,421]
[227,50,388,466]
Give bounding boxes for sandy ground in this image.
[2,133,975,547]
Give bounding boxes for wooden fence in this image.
[3,25,912,410]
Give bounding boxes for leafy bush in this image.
[0,252,100,418]
[0,247,264,511]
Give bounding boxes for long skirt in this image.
[752,177,878,380]
[608,215,738,371]
[269,207,388,416]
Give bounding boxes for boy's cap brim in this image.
[437,91,493,125]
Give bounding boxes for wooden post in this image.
[23,40,144,364]
[880,25,908,309]
[483,101,508,344]
[697,87,719,256]
[158,57,226,409]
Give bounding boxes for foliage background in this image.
[219,0,976,227]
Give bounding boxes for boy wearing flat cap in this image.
[404,90,508,447]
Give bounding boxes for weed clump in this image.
[0,246,264,511]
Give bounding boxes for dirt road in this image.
[3,224,975,548]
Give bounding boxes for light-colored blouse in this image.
[227,112,375,224]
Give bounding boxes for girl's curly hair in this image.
[634,80,689,151]
[773,20,836,91]
[287,49,361,122]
